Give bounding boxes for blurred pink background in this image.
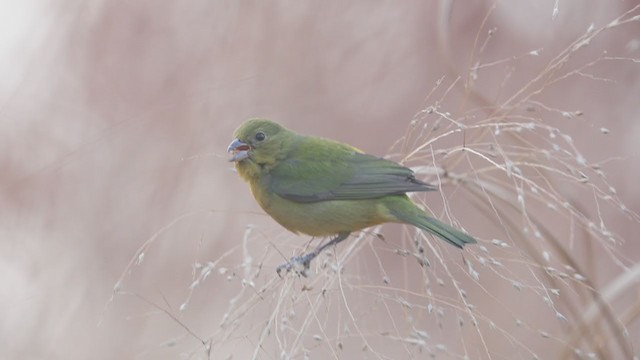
[1,1,638,359]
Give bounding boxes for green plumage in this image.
[228,119,476,261]
[267,136,436,202]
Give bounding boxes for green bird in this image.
[227,119,476,275]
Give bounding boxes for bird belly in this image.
[263,195,392,237]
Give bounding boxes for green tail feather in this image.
[385,197,477,249]
[414,216,477,249]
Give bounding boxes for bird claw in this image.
[276,233,349,277]
[276,253,315,277]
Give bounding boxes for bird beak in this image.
[227,138,251,162]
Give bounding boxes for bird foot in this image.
[276,233,351,277]
[276,252,317,277]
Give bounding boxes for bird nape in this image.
[228,118,476,276]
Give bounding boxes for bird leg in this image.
[277,232,350,277]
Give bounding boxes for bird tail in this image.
[387,200,476,249]
[410,215,477,249]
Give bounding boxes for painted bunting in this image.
[228,119,476,275]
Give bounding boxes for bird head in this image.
[227,118,292,166]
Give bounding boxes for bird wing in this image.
[266,137,435,203]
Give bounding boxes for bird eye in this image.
[255,131,266,141]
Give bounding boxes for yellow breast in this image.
[249,179,392,236]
